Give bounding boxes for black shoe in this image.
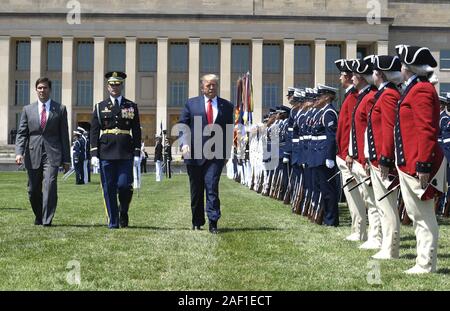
[192,225,202,230]
[34,218,42,225]
[120,214,129,228]
[209,221,218,234]
[43,223,52,227]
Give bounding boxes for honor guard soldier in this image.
[395,45,446,273]
[90,71,142,229]
[365,55,402,259]
[438,94,450,217]
[72,130,86,185]
[310,84,340,226]
[334,59,367,240]
[348,58,382,249]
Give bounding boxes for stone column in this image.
[62,36,74,133]
[93,36,105,105]
[283,38,294,106]
[30,36,42,99]
[345,40,357,59]
[220,37,232,101]
[252,38,263,124]
[0,36,10,144]
[314,39,326,85]
[156,37,168,133]
[189,37,200,98]
[125,36,137,101]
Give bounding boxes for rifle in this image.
[342,176,356,189]
[314,192,324,225]
[300,188,309,216]
[277,170,285,200]
[377,183,401,202]
[327,170,341,183]
[444,195,450,217]
[348,176,371,192]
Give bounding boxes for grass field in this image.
[0,171,449,291]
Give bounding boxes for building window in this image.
[16,41,30,71]
[357,47,368,60]
[169,81,187,107]
[326,45,342,74]
[139,42,157,72]
[77,41,94,72]
[77,80,93,106]
[232,43,250,74]
[200,42,219,74]
[263,43,281,74]
[47,41,62,71]
[440,83,450,97]
[51,80,62,103]
[169,42,188,73]
[263,83,279,108]
[15,80,30,106]
[440,50,450,70]
[107,41,125,72]
[295,44,312,74]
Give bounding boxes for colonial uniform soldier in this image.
[395,45,446,273]
[348,59,382,249]
[365,55,402,259]
[90,71,142,229]
[72,130,85,185]
[334,59,367,241]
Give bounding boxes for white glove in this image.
[283,157,289,164]
[91,156,99,167]
[326,159,335,169]
[134,156,140,166]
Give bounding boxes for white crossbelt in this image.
[311,135,327,141]
[292,138,300,143]
[443,138,450,143]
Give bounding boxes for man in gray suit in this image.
[15,77,71,226]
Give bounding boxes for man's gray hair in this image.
[201,74,219,84]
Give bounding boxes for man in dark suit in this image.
[90,71,142,229]
[15,77,71,226]
[178,74,234,234]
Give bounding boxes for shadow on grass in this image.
[217,227,286,234]
[400,235,416,242]
[400,253,416,260]
[0,208,27,211]
[437,268,450,275]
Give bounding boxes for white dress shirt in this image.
[110,95,123,106]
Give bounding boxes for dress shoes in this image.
[209,221,218,234]
[34,218,42,225]
[192,225,202,230]
[359,240,381,250]
[404,265,433,274]
[120,214,129,228]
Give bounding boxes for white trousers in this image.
[155,160,163,182]
[337,156,367,240]
[370,165,400,258]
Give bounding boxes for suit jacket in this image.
[336,87,357,160]
[15,100,70,169]
[178,95,234,166]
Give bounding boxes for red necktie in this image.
[40,105,47,129]
[207,99,213,125]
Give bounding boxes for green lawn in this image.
[0,171,449,290]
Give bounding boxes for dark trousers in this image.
[316,165,339,226]
[74,161,84,184]
[187,160,225,227]
[27,152,59,225]
[99,159,133,228]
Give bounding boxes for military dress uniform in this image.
[348,59,382,249]
[394,45,446,273]
[365,55,403,259]
[72,131,85,185]
[334,59,367,241]
[438,96,450,216]
[90,71,142,229]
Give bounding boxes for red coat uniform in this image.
[350,86,377,165]
[336,87,358,160]
[395,78,443,200]
[367,83,400,168]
